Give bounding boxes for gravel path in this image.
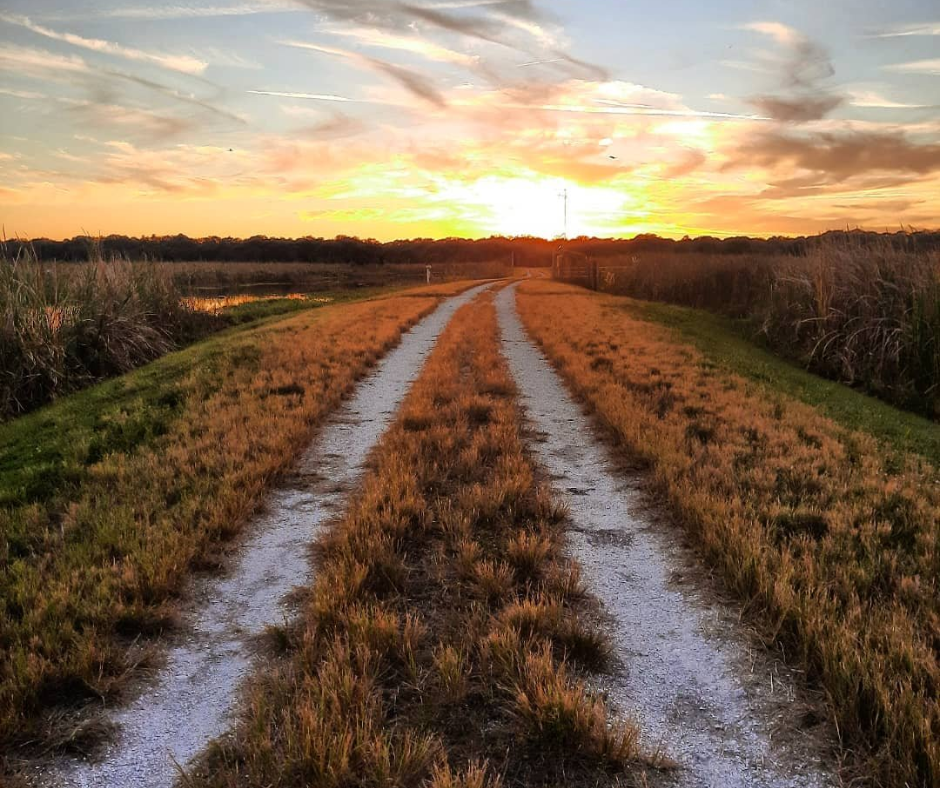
[40,283,493,788]
[495,284,836,788]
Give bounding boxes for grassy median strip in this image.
[0,284,476,765]
[516,280,940,788]
[189,292,646,788]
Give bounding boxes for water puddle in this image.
[181,293,330,313]
[38,283,492,788]
[495,284,835,788]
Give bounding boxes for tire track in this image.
[39,283,494,788]
[495,284,836,788]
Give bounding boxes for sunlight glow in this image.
[434,176,644,239]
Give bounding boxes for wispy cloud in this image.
[869,21,940,38]
[0,13,207,74]
[0,43,242,134]
[537,103,766,121]
[281,40,447,107]
[296,111,368,139]
[740,22,842,122]
[323,26,480,68]
[59,98,196,140]
[0,86,47,100]
[749,95,843,122]
[453,80,767,123]
[0,43,89,79]
[723,130,940,187]
[885,59,940,76]
[847,89,928,109]
[110,71,247,123]
[248,89,360,102]
[740,21,835,89]
[740,21,803,47]
[63,2,295,20]
[291,0,600,77]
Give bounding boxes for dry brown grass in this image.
[0,284,481,765]
[516,279,940,788]
[187,293,646,787]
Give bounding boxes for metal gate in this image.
[552,250,598,290]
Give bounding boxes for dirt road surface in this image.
[495,284,836,788]
[36,283,493,788]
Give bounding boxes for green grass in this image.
[619,298,940,466]
[0,287,397,512]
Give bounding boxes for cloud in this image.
[0,42,243,128]
[740,21,834,88]
[739,22,844,124]
[323,26,480,68]
[0,14,207,74]
[57,2,295,19]
[292,0,545,45]
[290,0,606,79]
[60,98,196,140]
[847,89,928,109]
[402,3,505,45]
[0,86,47,99]
[749,94,843,122]
[885,59,940,76]
[740,21,803,47]
[297,111,368,139]
[661,150,707,178]
[869,22,940,38]
[551,52,608,82]
[0,43,89,80]
[830,199,921,212]
[281,40,447,107]
[724,130,940,185]
[108,71,247,123]
[447,79,768,131]
[253,90,358,102]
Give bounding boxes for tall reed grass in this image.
[0,244,212,420]
[595,238,940,416]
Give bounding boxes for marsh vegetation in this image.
[591,236,940,417]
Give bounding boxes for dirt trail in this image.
[40,283,493,788]
[495,285,836,788]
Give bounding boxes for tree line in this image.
[7,230,940,266]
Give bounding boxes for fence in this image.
[552,250,599,290]
[552,252,643,294]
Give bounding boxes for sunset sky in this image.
[1,0,938,240]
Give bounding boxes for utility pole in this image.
[563,188,568,240]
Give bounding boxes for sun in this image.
[433,174,647,239]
